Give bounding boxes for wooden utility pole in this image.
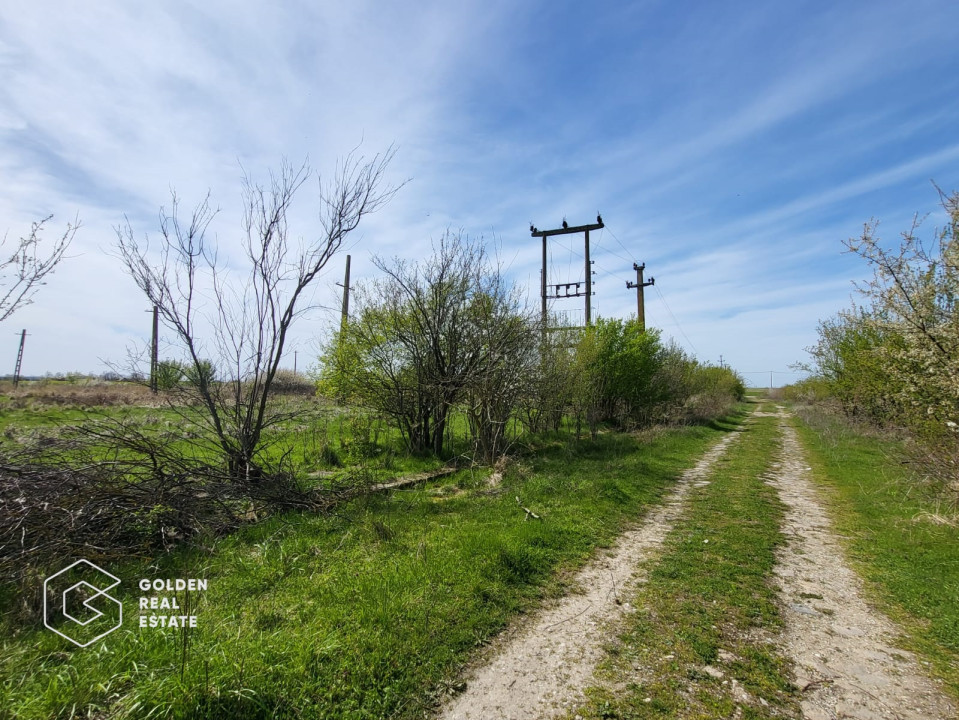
[531,216,604,329]
[584,227,593,324]
[626,263,655,331]
[150,305,159,393]
[540,238,547,326]
[12,329,26,388]
[337,254,352,331]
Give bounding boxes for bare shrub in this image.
[679,390,740,424]
[322,233,539,461]
[116,149,400,481]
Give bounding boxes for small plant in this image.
[346,414,377,460]
[379,447,396,472]
[494,541,545,585]
[319,442,342,468]
[155,359,186,390]
[370,518,395,542]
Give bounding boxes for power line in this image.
[602,225,639,266]
[595,229,635,267]
[654,285,698,356]
[592,260,626,285]
[553,229,637,288]
[550,235,622,287]
[600,224,697,356]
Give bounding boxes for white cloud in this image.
[2,1,959,377]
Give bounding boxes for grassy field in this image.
[0,386,452,487]
[791,405,959,702]
[569,402,801,719]
[0,398,747,719]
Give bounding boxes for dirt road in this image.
[766,406,955,720]
[438,406,956,719]
[439,431,744,720]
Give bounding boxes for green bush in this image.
[155,359,186,390]
[575,319,744,428]
[781,376,833,403]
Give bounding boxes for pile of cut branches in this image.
[0,420,343,592]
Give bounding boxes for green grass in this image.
[0,396,450,488]
[569,403,801,719]
[791,405,959,702]
[0,410,746,719]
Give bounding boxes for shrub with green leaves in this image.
[155,359,186,390]
[800,189,959,439]
[795,188,959,499]
[574,319,743,429]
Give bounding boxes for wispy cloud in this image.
[2,1,958,377]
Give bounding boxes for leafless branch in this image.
[0,214,79,322]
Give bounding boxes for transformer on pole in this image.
[531,216,604,330]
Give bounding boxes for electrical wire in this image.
[550,234,633,289]
[654,284,698,356]
[602,222,702,357]
[596,226,636,266]
[602,225,640,266]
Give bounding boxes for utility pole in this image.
[719,354,725,369]
[12,329,27,388]
[337,254,352,332]
[531,215,604,330]
[149,305,159,393]
[541,238,547,327]
[626,262,655,331]
[584,227,593,325]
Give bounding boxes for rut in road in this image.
[439,428,745,720]
[767,406,956,720]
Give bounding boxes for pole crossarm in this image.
[547,281,589,299]
[531,220,604,238]
[626,262,655,289]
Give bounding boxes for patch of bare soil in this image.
[768,407,956,720]
[438,430,744,720]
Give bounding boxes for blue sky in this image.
[2,0,958,385]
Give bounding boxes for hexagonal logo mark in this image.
[44,559,122,648]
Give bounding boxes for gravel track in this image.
[439,430,744,720]
[767,406,955,720]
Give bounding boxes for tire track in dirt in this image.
[438,428,745,720]
[767,406,956,720]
